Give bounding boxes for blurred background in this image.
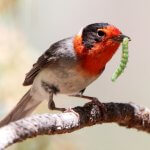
[0,0,150,150]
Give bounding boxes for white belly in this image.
[30,67,99,101]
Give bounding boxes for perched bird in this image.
[0,23,130,127]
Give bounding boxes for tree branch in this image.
[0,101,150,150]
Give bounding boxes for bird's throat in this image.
[74,35,120,76]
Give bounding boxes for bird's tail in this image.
[0,89,41,128]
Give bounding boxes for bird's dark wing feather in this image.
[23,37,74,86]
[23,48,57,86]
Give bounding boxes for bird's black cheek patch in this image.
[82,32,96,49]
[81,23,109,49]
[41,81,60,94]
[82,35,102,49]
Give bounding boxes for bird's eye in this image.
[97,30,106,37]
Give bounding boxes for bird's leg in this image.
[48,94,65,112]
[48,98,79,117]
[71,94,104,108]
[71,94,106,117]
[48,100,65,112]
[41,81,66,112]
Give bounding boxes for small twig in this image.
[0,101,150,150]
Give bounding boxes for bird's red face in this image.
[74,23,129,76]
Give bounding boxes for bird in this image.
[0,22,130,127]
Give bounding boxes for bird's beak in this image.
[112,34,131,42]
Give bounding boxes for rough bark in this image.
[0,101,150,150]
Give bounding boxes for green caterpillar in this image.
[111,37,130,82]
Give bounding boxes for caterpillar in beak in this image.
[111,37,130,82]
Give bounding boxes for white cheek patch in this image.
[77,27,83,36]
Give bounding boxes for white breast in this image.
[30,66,99,101]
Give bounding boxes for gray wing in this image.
[23,37,74,86]
[23,48,56,86]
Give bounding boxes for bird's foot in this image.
[71,94,105,110]
[83,96,104,108]
[48,100,65,112]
